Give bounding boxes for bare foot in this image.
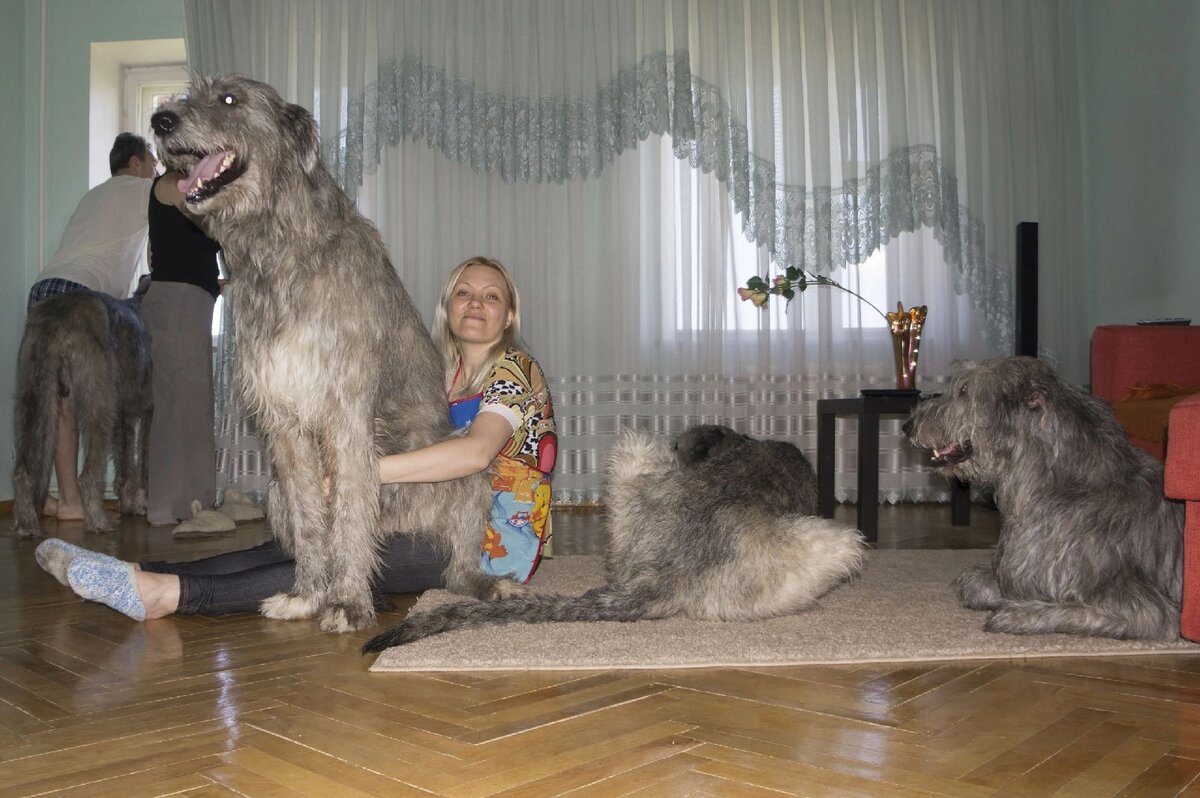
[43,496,59,517]
[133,571,182,620]
[55,501,85,522]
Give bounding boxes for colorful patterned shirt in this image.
[449,348,556,582]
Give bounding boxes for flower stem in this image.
[809,275,888,322]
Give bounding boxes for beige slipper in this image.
[217,489,265,522]
[173,500,237,538]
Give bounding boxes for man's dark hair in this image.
[109,133,149,175]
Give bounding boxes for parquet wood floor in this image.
[3,503,1200,797]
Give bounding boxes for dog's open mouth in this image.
[931,440,973,466]
[171,149,245,203]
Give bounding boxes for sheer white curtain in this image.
[186,0,1084,505]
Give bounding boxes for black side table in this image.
[816,392,970,543]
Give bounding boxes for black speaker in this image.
[1015,222,1038,357]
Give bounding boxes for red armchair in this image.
[1091,324,1200,642]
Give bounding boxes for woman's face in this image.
[447,263,513,348]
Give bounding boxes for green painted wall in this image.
[2,2,29,505]
[1077,0,1200,333]
[37,0,184,271]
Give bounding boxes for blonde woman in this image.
[378,256,556,581]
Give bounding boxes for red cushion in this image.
[1112,388,1200,453]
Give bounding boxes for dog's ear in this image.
[282,103,319,174]
[1022,365,1060,411]
[1021,379,1050,411]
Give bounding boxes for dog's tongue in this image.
[178,151,233,195]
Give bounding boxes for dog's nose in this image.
[150,110,178,136]
[901,418,914,438]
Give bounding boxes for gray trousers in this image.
[143,281,217,524]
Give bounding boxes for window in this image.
[668,139,890,335]
[123,64,189,140]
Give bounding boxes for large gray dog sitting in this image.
[11,289,152,537]
[151,75,504,632]
[904,356,1184,640]
[364,424,861,653]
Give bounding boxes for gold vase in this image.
[887,302,927,390]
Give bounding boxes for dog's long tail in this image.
[362,583,655,653]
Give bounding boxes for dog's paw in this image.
[118,489,147,517]
[260,591,321,620]
[10,500,44,536]
[11,522,43,539]
[954,564,1002,610]
[958,591,1001,612]
[486,579,525,601]
[319,604,376,633]
[84,514,115,535]
[444,569,521,601]
[983,606,1044,636]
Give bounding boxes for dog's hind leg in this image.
[72,364,116,534]
[111,376,149,517]
[110,413,129,513]
[318,424,384,633]
[113,301,151,517]
[260,431,328,621]
[954,563,1004,610]
[113,410,148,516]
[136,405,152,512]
[11,337,58,537]
[266,478,292,554]
[985,581,1181,640]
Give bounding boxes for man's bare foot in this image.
[134,571,182,620]
[42,496,58,517]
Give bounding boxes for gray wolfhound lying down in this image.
[151,75,502,632]
[904,356,1185,640]
[11,289,152,537]
[363,425,862,653]
[674,423,820,513]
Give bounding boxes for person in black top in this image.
[141,169,222,525]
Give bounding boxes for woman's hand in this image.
[378,411,514,484]
[323,411,511,496]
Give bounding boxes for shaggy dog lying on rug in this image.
[364,425,863,652]
[904,356,1185,640]
[11,289,152,537]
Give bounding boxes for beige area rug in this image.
[369,550,1200,672]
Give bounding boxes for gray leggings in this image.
[142,536,449,615]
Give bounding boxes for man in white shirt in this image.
[26,133,158,521]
